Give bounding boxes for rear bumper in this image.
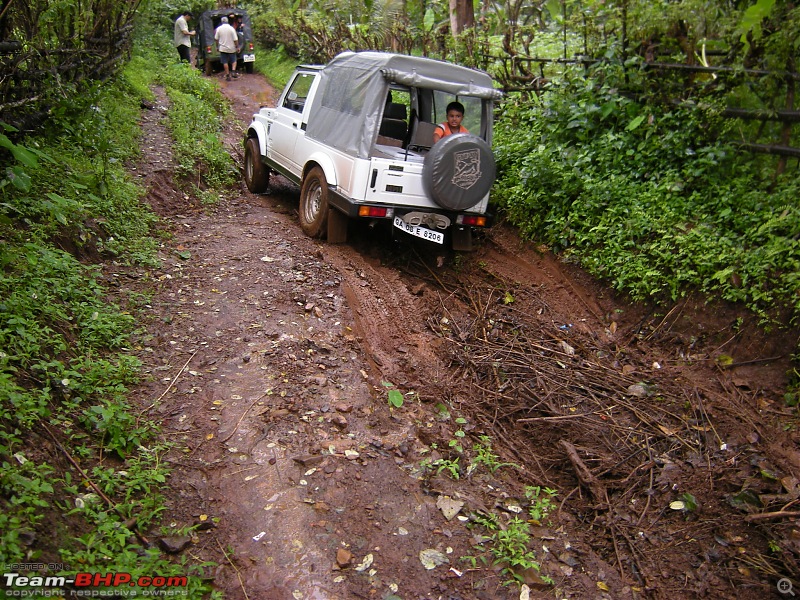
[257,151,492,229]
[329,186,493,228]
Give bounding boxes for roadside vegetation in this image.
[492,60,800,328]
[0,5,231,594]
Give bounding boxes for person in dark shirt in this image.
[230,14,245,75]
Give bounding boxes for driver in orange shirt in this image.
[432,101,468,143]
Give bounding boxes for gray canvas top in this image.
[304,52,501,159]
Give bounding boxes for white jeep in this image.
[244,51,501,250]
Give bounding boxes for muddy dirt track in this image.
[126,71,800,599]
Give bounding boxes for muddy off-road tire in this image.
[422,134,495,211]
[244,137,269,193]
[299,166,329,238]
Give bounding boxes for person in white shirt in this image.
[214,16,239,81]
[173,11,195,64]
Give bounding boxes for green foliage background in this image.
[492,59,800,325]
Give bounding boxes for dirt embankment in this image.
[125,72,800,600]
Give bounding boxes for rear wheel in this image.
[299,166,329,238]
[244,138,269,193]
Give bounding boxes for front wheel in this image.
[299,166,329,238]
[244,137,269,193]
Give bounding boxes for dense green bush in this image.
[493,60,800,326]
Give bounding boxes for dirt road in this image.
[128,72,800,599]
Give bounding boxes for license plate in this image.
[242,54,255,62]
[393,216,444,244]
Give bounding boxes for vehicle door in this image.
[268,71,318,173]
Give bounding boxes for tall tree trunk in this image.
[775,59,796,178]
[450,0,461,34]
[450,0,474,35]
[461,0,474,29]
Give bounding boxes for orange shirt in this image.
[436,123,469,138]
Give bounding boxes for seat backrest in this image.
[379,102,408,140]
[408,120,437,149]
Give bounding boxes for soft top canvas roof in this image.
[304,52,501,159]
[327,52,501,100]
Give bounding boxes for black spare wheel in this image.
[422,134,495,211]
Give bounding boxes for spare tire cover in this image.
[422,134,496,211]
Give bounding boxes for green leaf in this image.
[737,0,776,49]
[0,134,38,168]
[680,493,698,512]
[626,115,645,131]
[728,489,763,510]
[423,8,435,31]
[600,102,616,119]
[388,389,403,408]
[434,402,450,418]
[6,166,31,191]
[545,0,563,22]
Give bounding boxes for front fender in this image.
[304,152,337,188]
[246,122,268,156]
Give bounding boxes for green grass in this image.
[254,44,302,90]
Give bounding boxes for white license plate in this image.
[242,54,255,62]
[393,216,444,244]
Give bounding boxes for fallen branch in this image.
[560,439,608,506]
[144,349,198,412]
[744,510,800,522]
[40,421,150,546]
[215,537,250,600]
[221,390,272,444]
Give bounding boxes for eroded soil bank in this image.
[124,72,800,599]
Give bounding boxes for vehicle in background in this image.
[195,8,255,75]
[243,51,501,251]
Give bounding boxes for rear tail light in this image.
[358,206,390,218]
[206,46,212,54]
[248,43,254,51]
[459,215,487,227]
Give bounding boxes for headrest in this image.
[384,102,406,120]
